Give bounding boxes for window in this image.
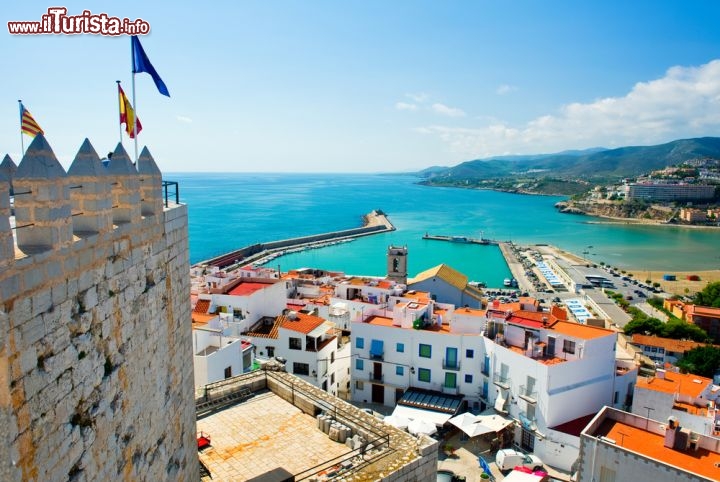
[224,366,232,379]
[444,372,457,388]
[419,344,432,358]
[293,362,309,376]
[289,337,302,350]
[650,347,658,353]
[355,380,364,390]
[330,351,335,363]
[355,359,364,370]
[465,374,473,383]
[356,337,364,349]
[418,368,431,383]
[267,347,275,358]
[396,366,404,376]
[396,342,405,353]
[613,391,619,404]
[563,339,576,354]
[466,349,474,358]
[331,373,335,384]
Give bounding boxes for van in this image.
[495,448,543,472]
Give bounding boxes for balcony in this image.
[481,364,490,377]
[370,373,383,383]
[442,359,461,371]
[442,385,459,395]
[493,374,511,390]
[519,411,537,431]
[519,385,537,404]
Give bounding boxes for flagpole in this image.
[131,43,139,164]
[18,100,25,156]
[116,80,123,146]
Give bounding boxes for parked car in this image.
[495,448,543,472]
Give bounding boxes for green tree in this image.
[624,317,664,336]
[661,319,710,342]
[677,346,720,378]
[694,281,720,308]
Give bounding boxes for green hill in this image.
[422,137,720,183]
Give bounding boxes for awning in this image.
[477,408,514,432]
[391,404,454,427]
[449,412,494,437]
[370,339,384,357]
[494,393,507,413]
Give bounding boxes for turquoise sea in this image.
[171,173,719,288]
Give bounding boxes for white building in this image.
[579,406,720,482]
[192,315,254,388]
[351,296,638,472]
[632,369,720,437]
[245,309,350,398]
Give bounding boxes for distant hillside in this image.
[422,137,720,182]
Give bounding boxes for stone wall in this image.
[0,135,197,481]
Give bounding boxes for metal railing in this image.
[493,373,511,389]
[442,358,461,370]
[162,180,179,207]
[519,385,537,403]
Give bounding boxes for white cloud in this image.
[177,115,193,123]
[395,102,418,111]
[406,92,429,103]
[496,84,517,95]
[431,103,466,118]
[419,59,720,158]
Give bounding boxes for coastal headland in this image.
[196,209,394,269]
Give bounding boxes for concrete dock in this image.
[197,210,395,269]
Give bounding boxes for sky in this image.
[3,1,720,173]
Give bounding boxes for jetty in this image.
[197,210,395,270]
[422,233,499,245]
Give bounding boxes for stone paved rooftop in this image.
[197,390,350,480]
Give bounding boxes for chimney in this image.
[656,368,666,379]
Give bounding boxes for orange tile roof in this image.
[363,315,453,334]
[280,312,326,335]
[191,313,216,325]
[228,281,272,296]
[594,418,720,480]
[454,306,485,317]
[631,334,707,353]
[636,372,712,398]
[548,320,614,340]
[688,305,720,318]
[193,299,211,314]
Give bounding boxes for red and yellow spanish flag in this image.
[118,84,142,138]
[19,103,44,137]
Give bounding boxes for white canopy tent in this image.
[408,418,437,436]
[448,410,514,438]
[383,414,410,429]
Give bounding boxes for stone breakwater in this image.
[198,209,395,269]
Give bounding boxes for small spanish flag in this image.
[118,84,142,138]
[19,102,44,137]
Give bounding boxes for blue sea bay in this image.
[172,173,719,288]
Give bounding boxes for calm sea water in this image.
[171,173,719,287]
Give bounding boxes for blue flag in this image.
[479,455,492,476]
[131,36,170,97]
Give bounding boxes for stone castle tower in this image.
[0,135,197,481]
[386,245,408,285]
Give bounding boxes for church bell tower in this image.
[386,245,408,285]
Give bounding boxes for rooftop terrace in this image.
[196,370,437,481]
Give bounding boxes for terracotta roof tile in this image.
[636,371,712,398]
[281,312,326,335]
[631,334,708,353]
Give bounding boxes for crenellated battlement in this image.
[0,134,196,481]
[0,135,165,265]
